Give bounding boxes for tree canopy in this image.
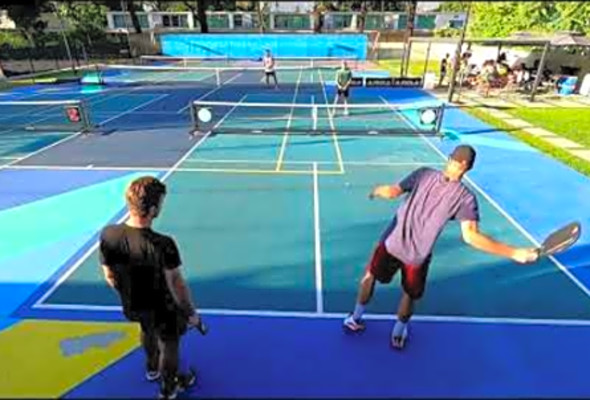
[438,1,590,37]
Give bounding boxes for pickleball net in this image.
[190,100,445,136]
[81,63,347,88]
[0,99,92,132]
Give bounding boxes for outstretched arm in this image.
[370,167,427,200]
[461,220,538,263]
[370,184,404,200]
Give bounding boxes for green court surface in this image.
[38,133,590,320]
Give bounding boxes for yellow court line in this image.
[275,67,304,172]
[318,68,345,174]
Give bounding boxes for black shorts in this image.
[337,87,349,97]
[133,310,188,341]
[265,71,276,76]
[366,242,431,299]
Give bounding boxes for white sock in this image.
[352,303,365,320]
[392,320,407,337]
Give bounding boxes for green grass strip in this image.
[506,107,590,148]
[465,106,590,178]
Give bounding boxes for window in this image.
[207,14,230,29]
[416,15,435,30]
[274,14,310,30]
[234,14,243,27]
[161,14,188,28]
[138,14,149,29]
[449,19,464,29]
[113,14,127,29]
[365,15,383,30]
[331,14,353,30]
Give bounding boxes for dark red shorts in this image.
[366,242,431,299]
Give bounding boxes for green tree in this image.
[180,1,209,33]
[6,1,49,43]
[256,1,268,33]
[401,0,417,75]
[437,1,468,13]
[120,0,143,33]
[158,2,190,12]
[550,2,590,35]
[437,2,590,38]
[5,1,52,72]
[235,1,256,11]
[57,2,108,48]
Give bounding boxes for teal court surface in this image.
[2,65,590,398]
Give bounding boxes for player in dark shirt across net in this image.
[343,145,540,349]
[99,176,202,399]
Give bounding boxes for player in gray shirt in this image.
[343,145,539,348]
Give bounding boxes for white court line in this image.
[32,95,249,309]
[423,135,590,299]
[178,159,444,166]
[0,131,86,171]
[311,96,317,131]
[96,93,170,126]
[93,111,182,115]
[31,303,590,327]
[313,162,324,313]
[0,63,203,165]
[176,72,244,114]
[318,68,345,173]
[0,91,168,159]
[275,68,303,171]
[0,75,174,160]
[3,161,444,172]
[380,96,590,301]
[0,113,70,135]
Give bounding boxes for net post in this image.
[95,64,104,86]
[215,68,221,86]
[79,100,92,134]
[435,103,445,137]
[189,101,197,130]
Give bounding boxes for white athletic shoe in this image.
[343,313,366,332]
[391,321,409,349]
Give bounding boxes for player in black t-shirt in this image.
[99,176,201,399]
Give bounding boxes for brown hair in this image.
[125,176,167,217]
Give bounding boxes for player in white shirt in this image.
[262,50,278,88]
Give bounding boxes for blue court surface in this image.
[1,63,590,398]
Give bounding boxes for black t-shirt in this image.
[99,223,182,320]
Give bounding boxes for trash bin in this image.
[559,75,578,95]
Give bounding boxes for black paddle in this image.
[194,319,208,335]
[537,221,581,257]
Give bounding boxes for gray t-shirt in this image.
[384,167,479,266]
